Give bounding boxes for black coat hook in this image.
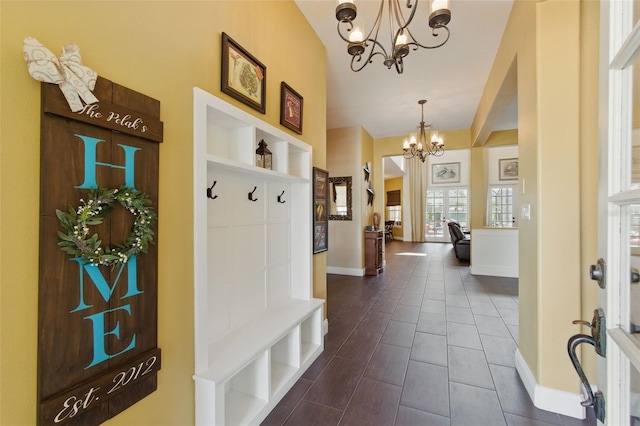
[207,181,218,199]
[248,186,258,202]
[277,190,286,204]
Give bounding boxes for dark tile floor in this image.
[262,241,596,426]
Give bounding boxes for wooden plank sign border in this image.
[38,77,162,425]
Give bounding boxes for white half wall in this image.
[470,228,519,277]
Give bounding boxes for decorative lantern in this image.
[256,139,272,170]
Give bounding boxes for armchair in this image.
[448,221,470,262]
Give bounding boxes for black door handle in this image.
[567,334,605,422]
[567,308,606,422]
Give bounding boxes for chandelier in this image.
[335,0,452,74]
[403,100,445,162]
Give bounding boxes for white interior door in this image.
[598,2,640,424]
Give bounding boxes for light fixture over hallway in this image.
[402,99,445,162]
[335,0,452,74]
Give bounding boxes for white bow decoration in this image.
[23,37,98,112]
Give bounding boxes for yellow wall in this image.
[537,2,582,392]
[0,1,326,424]
[360,127,375,266]
[469,146,486,229]
[577,0,600,378]
[361,126,374,233]
[471,0,599,393]
[485,129,518,147]
[327,126,363,270]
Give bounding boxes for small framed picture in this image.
[280,82,303,134]
[314,223,328,256]
[221,32,266,114]
[432,162,461,184]
[313,167,329,254]
[499,158,519,180]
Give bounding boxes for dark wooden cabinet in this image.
[365,230,384,276]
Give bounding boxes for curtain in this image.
[408,157,426,242]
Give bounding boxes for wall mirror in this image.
[329,176,352,221]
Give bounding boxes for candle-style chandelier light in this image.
[335,0,452,74]
[403,99,445,162]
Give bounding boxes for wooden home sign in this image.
[37,77,162,425]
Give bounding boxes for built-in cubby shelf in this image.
[193,88,324,425]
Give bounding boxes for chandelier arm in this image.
[337,0,386,46]
[350,50,388,72]
[394,0,418,31]
[356,1,396,67]
[351,17,396,71]
[405,26,451,50]
[370,0,386,42]
[388,0,414,52]
[336,21,356,43]
[394,57,404,74]
[387,0,400,52]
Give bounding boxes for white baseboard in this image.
[326,266,364,276]
[322,319,329,336]
[515,349,586,419]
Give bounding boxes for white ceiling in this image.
[294,0,517,139]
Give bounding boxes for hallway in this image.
[262,241,596,426]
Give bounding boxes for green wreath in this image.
[56,186,157,267]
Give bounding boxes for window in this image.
[447,189,468,227]
[386,205,401,223]
[386,190,401,224]
[489,185,516,227]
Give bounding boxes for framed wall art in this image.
[313,167,329,254]
[280,82,303,134]
[221,32,266,114]
[432,162,461,184]
[499,158,519,180]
